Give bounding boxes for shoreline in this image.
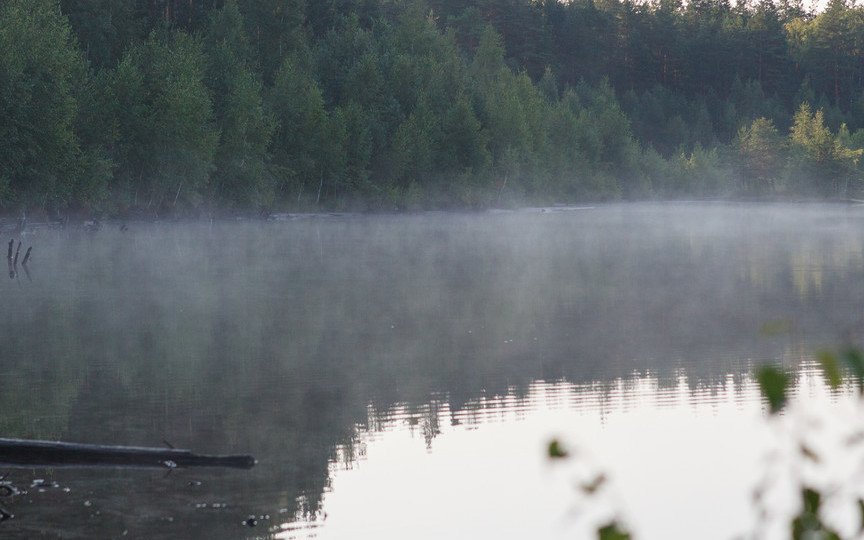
[2,197,863,233]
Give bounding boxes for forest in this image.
[4,0,864,216]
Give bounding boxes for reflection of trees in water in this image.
[356,361,831,457]
[0,207,861,536]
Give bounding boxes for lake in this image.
[0,202,862,539]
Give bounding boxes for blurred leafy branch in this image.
[755,345,864,540]
[547,438,632,539]
[549,345,864,539]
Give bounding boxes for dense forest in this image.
[4,0,864,216]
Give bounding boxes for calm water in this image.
[0,203,862,539]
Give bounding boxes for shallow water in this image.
[0,203,862,539]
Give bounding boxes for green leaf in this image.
[859,499,864,533]
[792,488,840,540]
[756,365,791,414]
[842,347,864,391]
[597,522,631,540]
[547,439,568,459]
[803,488,821,514]
[817,350,843,390]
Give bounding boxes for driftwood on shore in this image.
[0,438,255,470]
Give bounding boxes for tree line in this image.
[4,0,864,217]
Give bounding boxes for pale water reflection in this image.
[281,367,842,540]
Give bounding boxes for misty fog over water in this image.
[0,202,862,539]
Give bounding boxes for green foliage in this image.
[842,346,864,392]
[752,347,864,539]
[789,102,863,195]
[112,31,218,213]
[791,488,842,540]
[791,103,839,163]
[816,350,843,390]
[329,102,375,202]
[470,25,507,85]
[5,0,864,214]
[60,0,147,69]
[672,144,730,196]
[859,499,864,534]
[547,439,568,459]
[269,57,330,203]
[205,0,275,210]
[0,0,85,209]
[539,67,559,102]
[440,95,490,175]
[812,345,864,393]
[391,97,436,187]
[597,522,632,540]
[756,365,791,414]
[623,86,717,157]
[737,117,786,193]
[236,0,307,83]
[545,437,631,538]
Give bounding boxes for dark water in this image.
[0,203,862,539]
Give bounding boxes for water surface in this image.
[0,203,862,539]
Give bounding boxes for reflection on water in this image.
[0,203,862,538]
[284,367,834,540]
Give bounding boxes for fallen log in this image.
[0,438,255,470]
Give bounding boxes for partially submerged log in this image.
[0,438,255,470]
